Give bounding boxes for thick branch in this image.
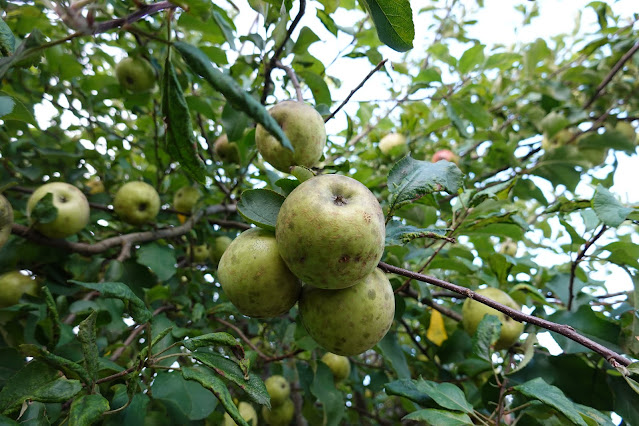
[379,262,632,367]
[11,204,237,255]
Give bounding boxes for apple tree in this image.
[1,0,639,424]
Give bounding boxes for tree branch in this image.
[379,262,632,367]
[90,1,177,34]
[567,225,608,310]
[274,60,304,102]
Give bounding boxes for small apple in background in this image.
[222,401,258,426]
[461,287,525,350]
[0,194,13,249]
[115,57,156,93]
[614,121,636,142]
[378,133,407,156]
[500,239,517,256]
[276,174,385,290]
[214,134,240,164]
[265,375,290,406]
[187,244,210,263]
[217,228,301,318]
[431,149,458,164]
[173,185,201,213]
[299,268,395,356]
[210,235,233,267]
[321,352,351,383]
[0,271,39,308]
[255,100,326,173]
[541,129,573,152]
[261,398,294,426]
[113,181,161,225]
[27,182,91,239]
[85,177,105,195]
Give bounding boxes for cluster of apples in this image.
[217,101,395,357]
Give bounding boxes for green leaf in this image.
[0,20,15,57]
[385,220,448,246]
[173,41,293,152]
[191,352,270,408]
[41,286,61,348]
[153,370,218,422]
[183,332,245,360]
[29,192,58,225]
[601,242,639,270]
[181,366,248,425]
[514,378,588,426]
[0,361,82,414]
[388,156,463,211]
[386,378,474,414]
[18,344,91,385]
[298,70,332,107]
[0,92,37,126]
[574,403,615,426]
[592,185,632,227]
[403,409,473,425]
[236,189,285,231]
[508,333,538,375]
[577,130,636,154]
[77,311,100,385]
[449,98,492,129]
[472,315,501,361]
[162,58,206,184]
[376,332,411,379]
[103,384,150,426]
[445,101,470,138]
[458,44,485,73]
[293,27,321,54]
[17,401,48,425]
[136,243,177,281]
[310,362,345,426]
[360,0,414,52]
[70,281,152,324]
[68,394,110,426]
[211,10,236,50]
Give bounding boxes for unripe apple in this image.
[0,194,13,249]
[500,239,517,256]
[265,375,290,406]
[27,182,90,239]
[615,121,636,142]
[378,133,407,156]
[211,236,233,267]
[113,181,161,225]
[321,352,351,382]
[0,271,39,308]
[173,185,201,213]
[85,177,105,195]
[187,244,210,263]
[261,398,294,426]
[217,228,301,318]
[276,174,385,290]
[222,401,258,426]
[431,149,458,164]
[255,100,326,173]
[461,287,525,350]
[115,57,156,93]
[214,134,241,164]
[299,268,395,356]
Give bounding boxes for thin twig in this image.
[378,262,632,367]
[274,60,304,102]
[567,225,608,310]
[324,59,388,123]
[584,40,639,108]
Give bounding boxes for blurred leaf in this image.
[137,243,177,281]
[211,10,236,50]
[237,189,285,231]
[29,192,57,225]
[0,91,37,126]
[592,185,632,227]
[174,41,293,152]
[70,281,152,324]
[0,20,15,56]
[458,44,485,73]
[298,70,331,107]
[153,371,218,422]
[445,101,470,138]
[578,131,636,154]
[181,367,246,424]
[508,333,538,375]
[377,331,411,379]
[403,409,473,425]
[426,309,448,346]
[514,378,588,426]
[68,394,109,426]
[360,0,414,52]
[471,315,501,361]
[310,362,345,426]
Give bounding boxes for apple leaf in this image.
[310,362,345,426]
[359,0,414,52]
[0,19,15,57]
[471,314,501,361]
[29,192,58,225]
[0,91,37,126]
[237,189,285,231]
[70,280,152,324]
[592,185,632,227]
[173,41,293,152]
[137,243,177,281]
[183,332,245,360]
[403,409,473,425]
[386,378,474,414]
[153,370,218,421]
[162,58,206,184]
[385,220,448,246]
[387,156,463,214]
[514,378,588,426]
[77,310,100,384]
[377,332,411,379]
[69,394,110,426]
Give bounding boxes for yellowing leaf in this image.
[427,309,448,346]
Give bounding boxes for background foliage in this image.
[1,0,639,424]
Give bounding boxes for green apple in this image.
[217,228,301,318]
[261,398,294,426]
[378,133,407,156]
[113,181,161,225]
[431,149,458,164]
[299,268,395,356]
[461,287,525,350]
[276,174,385,290]
[255,100,326,173]
[222,401,258,426]
[615,121,636,142]
[265,375,290,406]
[500,239,517,257]
[115,57,156,93]
[214,134,240,164]
[210,235,233,267]
[173,186,201,213]
[321,352,351,382]
[0,271,39,308]
[27,182,90,239]
[0,194,13,248]
[187,244,210,263]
